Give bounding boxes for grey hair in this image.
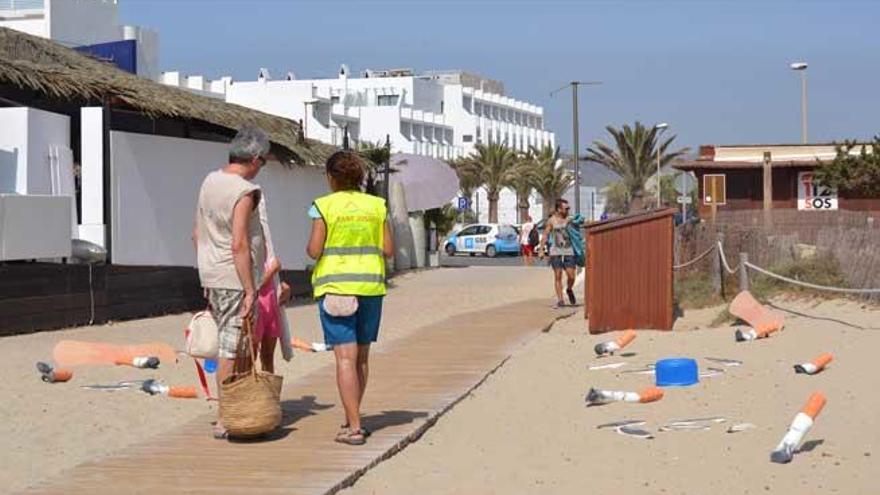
[229,125,271,163]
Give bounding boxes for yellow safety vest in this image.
[312,191,387,298]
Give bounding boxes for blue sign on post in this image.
[457,197,471,211]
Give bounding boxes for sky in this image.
[119,0,880,155]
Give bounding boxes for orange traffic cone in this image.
[141,379,198,399]
[594,330,637,356]
[113,356,161,369]
[771,392,827,463]
[36,362,73,383]
[794,353,833,375]
[586,386,664,405]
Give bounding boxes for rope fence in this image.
[713,241,880,295]
[673,244,716,270]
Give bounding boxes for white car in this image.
[443,224,521,258]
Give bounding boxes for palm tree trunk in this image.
[488,191,500,223]
[517,194,530,223]
[541,195,553,220]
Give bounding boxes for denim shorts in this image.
[550,255,577,270]
[318,296,384,346]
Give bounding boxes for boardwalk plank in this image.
[21,300,571,495]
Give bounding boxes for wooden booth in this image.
[585,209,675,333]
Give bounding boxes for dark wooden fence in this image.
[0,263,311,336]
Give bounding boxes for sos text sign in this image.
[798,172,838,210]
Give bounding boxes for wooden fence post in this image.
[739,252,749,292]
[711,232,721,296]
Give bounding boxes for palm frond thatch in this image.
[0,27,336,166]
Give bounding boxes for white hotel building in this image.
[161,66,555,223]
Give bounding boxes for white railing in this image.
[0,0,45,10]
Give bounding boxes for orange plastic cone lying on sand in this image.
[794,353,833,375]
[291,338,332,353]
[586,386,664,405]
[594,330,637,356]
[113,356,161,369]
[141,379,198,399]
[730,291,785,342]
[53,340,177,367]
[36,362,73,383]
[771,392,826,464]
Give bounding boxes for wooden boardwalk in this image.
[23,300,573,495]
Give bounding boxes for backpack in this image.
[528,226,539,247]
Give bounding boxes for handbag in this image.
[220,317,283,438]
[323,294,359,317]
[185,310,219,359]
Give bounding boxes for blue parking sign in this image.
[457,197,470,211]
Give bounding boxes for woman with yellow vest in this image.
[307,150,394,446]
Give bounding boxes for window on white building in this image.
[463,134,473,143]
[331,96,340,104]
[474,102,482,115]
[377,95,399,106]
[463,96,473,113]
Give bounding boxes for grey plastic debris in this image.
[705,357,743,367]
[596,419,646,430]
[667,416,726,425]
[616,425,653,439]
[588,362,627,371]
[727,423,757,433]
[660,423,710,432]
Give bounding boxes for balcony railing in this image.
[0,0,45,10]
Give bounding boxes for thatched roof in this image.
[0,27,335,166]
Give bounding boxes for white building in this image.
[160,66,555,224]
[0,0,159,79]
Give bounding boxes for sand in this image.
[0,266,553,494]
[343,297,880,494]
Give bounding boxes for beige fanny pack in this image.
[323,294,359,317]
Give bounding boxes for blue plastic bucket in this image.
[655,358,699,387]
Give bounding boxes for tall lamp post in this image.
[654,122,668,209]
[550,81,602,215]
[790,62,808,144]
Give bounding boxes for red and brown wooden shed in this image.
[585,208,675,333]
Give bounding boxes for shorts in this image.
[319,295,383,346]
[550,255,577,270]
[255,280,282,342]
[207,288,247,359]
[521,244,534,256]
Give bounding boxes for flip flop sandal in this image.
[340,424,371,437]
[212,426,229,440]
[567,288,577,305]
[335,428,366,446]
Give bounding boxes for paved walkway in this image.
[23,300,574,495]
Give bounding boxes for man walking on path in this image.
[194,125,269,439]
[538,199,578,308]
[520,215,537,266]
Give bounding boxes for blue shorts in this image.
[318,296,384,346]
[550,255,577,270]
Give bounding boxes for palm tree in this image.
[464,143,518,223]
[525,145,573,217]
[506,157,536,223]
[584,121,688,213]
[357,141,391,197]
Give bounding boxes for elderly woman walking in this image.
[307,150,393,446]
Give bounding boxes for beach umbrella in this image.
[388,153,459,212]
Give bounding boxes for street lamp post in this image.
[790,62,808,144]
[550,81,602,216]
[654,122,668,209]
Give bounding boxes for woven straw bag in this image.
[219,317,283,437]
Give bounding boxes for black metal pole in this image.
[342,124,350,150]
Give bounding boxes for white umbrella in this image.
[388,153,460,212]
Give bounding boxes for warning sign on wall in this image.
[798,172,838,210]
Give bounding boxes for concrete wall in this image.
[47,0,121,45]
[0,194,72,260]
[108,131,326,270]
[254,163,328,271]
[110,131,224,267]
[0,107,69,195]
